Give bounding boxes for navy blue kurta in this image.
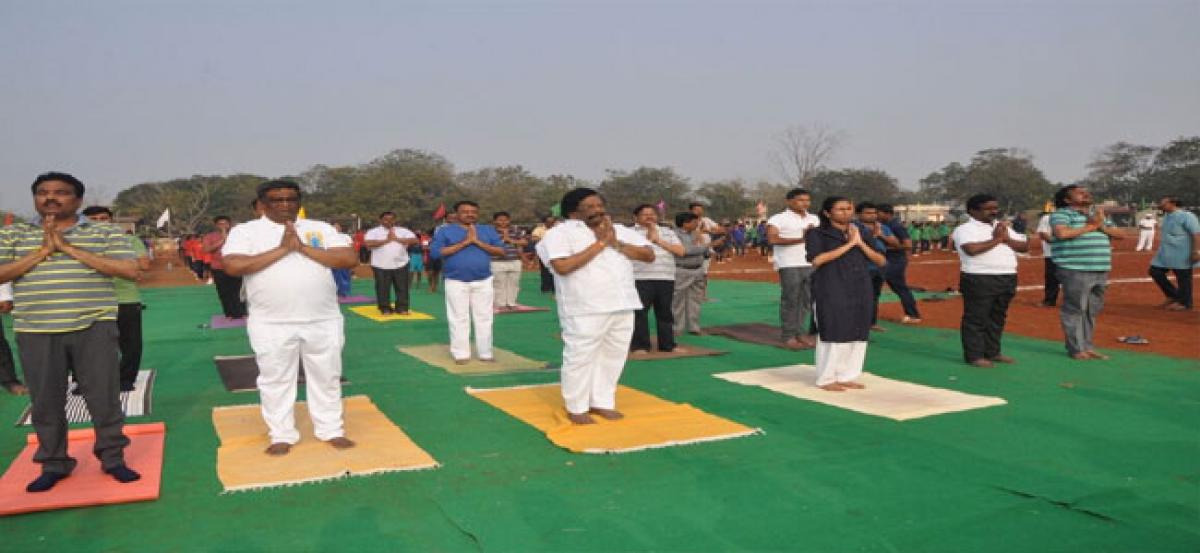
[805,225,875,342]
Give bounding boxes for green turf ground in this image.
[0,275,1197,552]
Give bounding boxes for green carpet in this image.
[0,275,1196,552]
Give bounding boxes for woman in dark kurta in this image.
[805,197,887,391]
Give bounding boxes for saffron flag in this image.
[155,209,170,229]
[297,207,307,219]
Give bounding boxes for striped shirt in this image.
[0,216,135,333]
[1049,208,1112,272]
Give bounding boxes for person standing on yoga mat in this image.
[364,211,418,315]
[767,188,821,349]
[204,215,248,319]
[429,201,507,364]
[628,204,687,353]
[805,196,886,392]
[537,188,654,424]
[0,172,141,492]
[222,179,358,456]
[952,194,1029,368]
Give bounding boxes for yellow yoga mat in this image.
[397,344,554,375]
[212,395,438,492]
[713,365,1007,421]
[466,383,760,454]
[348,306,435,322]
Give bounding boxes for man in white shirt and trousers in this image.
[952,193,1030,368]
[767,189,821,349]
[1136,213,1157,252]
[537,188,654,424]
[363,211,418,315]
[223,179,358,456]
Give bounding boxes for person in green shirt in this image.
[83,206,151,391]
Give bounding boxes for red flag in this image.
[2,212,12,226]
[432,203,446,221]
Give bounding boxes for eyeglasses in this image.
[265,196,301,205]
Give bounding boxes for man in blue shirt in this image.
[854,202,891,331]
[876,204,922,324]
[429,201,506,363]
[1149,196,1200,311]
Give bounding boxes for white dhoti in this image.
[490,259,523,308]
[1136,230,1154,251]
[445,277,495,361]
[560,310,634,414]
[814,340,868,386]
[247,317,346,444]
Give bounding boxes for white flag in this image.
[156,208,170,229]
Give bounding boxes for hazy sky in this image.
[1,0,1196,210]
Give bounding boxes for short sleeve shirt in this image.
[222,217,352,322]
[952,217,1026,274]
[1151,210,1200,269]
[113,236,147,304]
[628,224,680,281]
[0,217,135,333]
[365,226,416,269]
[1049,208,1112,271]
[767,210,820,269]
[536,220,648,317]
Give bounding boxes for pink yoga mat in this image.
[337,295,373,304]
[493,304,550,314]
[209,315,247,329]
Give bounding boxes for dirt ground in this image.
[709,230,1200,360]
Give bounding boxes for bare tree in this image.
[768,123,846,188]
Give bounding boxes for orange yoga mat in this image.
[0,422,165,516]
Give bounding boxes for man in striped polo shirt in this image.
[0,172,141,492]
[1050,185,1123,360]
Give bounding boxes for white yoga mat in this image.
[713,365,1006,421]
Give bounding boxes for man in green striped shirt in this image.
[0,172,142,492]
[1049,185,1123,360]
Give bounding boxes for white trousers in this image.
[490,260,523,308]
[247,317,345,444]
[1136,230,1154,251]
[445,277,494,360]
[560,310,634,414]
[814,340,867,386]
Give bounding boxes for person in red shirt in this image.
[203,216,246,318]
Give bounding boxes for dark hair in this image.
[688,202,705,210]
[633,204,656,216]
[256,179,302,200]
[81,206,112,217]
[213,215,231,223]
[249,198,260,209]
[379,211,396,219]
[1160,195,1180,207]
[492,211,511,220]
[786,188,810,200]
[32,172,85,197]
[966,194,997,211]
[675,212,698,227]
[877,203,895,215]
[1054,185,1078,209]
[855,201,876,214]
[818,196,852,228]
[453,200,479,212]
[561,188,600,217]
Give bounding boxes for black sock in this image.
[104,464,141,483]
[26,472,68,493]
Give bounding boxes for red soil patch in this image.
[710,230,1200,360]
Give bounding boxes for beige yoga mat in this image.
[212,395,438,492]
[397,344,556,375]
[713,365,1006,421]
[627,340,727,361]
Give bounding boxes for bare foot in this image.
[784,338,812,350]
[325,437,356,449]
[870,325,887,332]
[265,442,292,456]
[589,407,624,420]
[991,355,1016,364]
[1085,351,1110,360]
[801,335,818,347]
[1159,299,1179,308]
[567,412,596,424]
[3,382,29,396]
[819,383,846,392]
[1069,352,1091,361]
[970,359,995,368]
[1165,303,1188,312]
[900,316,922,325]
[839,381,865,389]
[630,349,650,355]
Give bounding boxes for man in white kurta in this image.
[537,188,654,424]
[222,180,358,455]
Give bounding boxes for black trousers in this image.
[539,261,555,292]
[959,273,1017,362]
[632,280,676,351]
[117,303,143,387]
[212,269,247,318]
[18,321,130,474]
[1150,266,1194,309]
[1043,256,1060,305]
[373,266,411,311]
[0,319,19,385]
[870,272,884,325]
[884,260,921,318]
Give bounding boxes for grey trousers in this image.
[779,266,814,340]
[17,321,129,474]
[673,268,705,335]
[1057,268,1108,355]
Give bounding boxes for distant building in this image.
[895,203,951,223]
